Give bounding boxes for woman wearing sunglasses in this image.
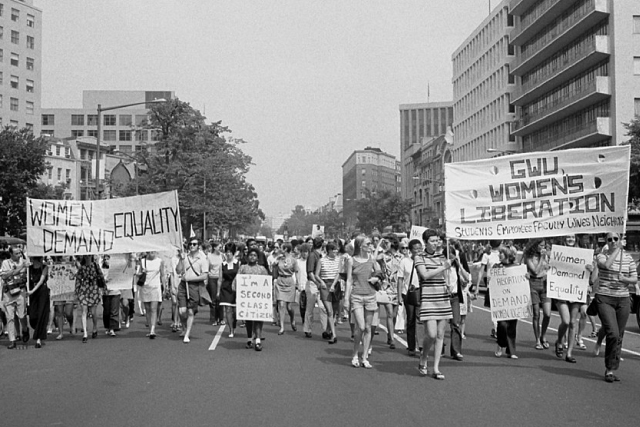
[595,232,637,382]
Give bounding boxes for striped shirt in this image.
[319,257,340,281]
[415,252,447,288]
[596,250,637,298]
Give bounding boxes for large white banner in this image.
[236,274,273,321]
[445,146,630,240]
[27,191,183,256]
[547,245,593,303]
[488,264,532,322]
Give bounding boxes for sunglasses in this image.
[189,242,199,246]
[607,237,619,242]
[400,246,408,249]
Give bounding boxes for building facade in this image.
[41,90,174,153]
[451,1,518,162]
[399,102,453,207]
[0,0,42,133]
[509,0,640,151]
[342,147,401,230]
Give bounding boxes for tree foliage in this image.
[113,98,264,238]
[0,127,50,236]
[278,205,345,239]
[356,189,411,234]
[623,117,640,202]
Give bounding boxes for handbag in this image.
[586,296,598,316]
[94,262,106,288]
[406,260,421,306]
[137,259,147,287]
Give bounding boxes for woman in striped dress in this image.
[415,229,453,380]
[316,241,341,343]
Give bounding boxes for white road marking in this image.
[208,325,226,351]
[377,325,409,348]
[472,304,640,357]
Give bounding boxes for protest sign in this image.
[48,261,77,302]
[547,244,593,303]
[409,225,428,245]
[27,190,183,256]
[236,274,273,321]
[311,225,325,238]
[445,146,630,240]
[488,264,532,322]
[105,253,136,291]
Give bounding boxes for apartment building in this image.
[451,0,518,162]
[41,90,174,153]
[509,0,640,151]
[0,0,42,133]
[342,147,402,230]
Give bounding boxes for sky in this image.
[40,0,497,219]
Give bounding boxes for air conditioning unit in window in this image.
[65,154,70,158]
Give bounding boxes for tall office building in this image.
[0,0,42,133]
[342,147,401,231]
[509,0,640,151]
[41,90,174,153]
[399,102,453,205]
[451,1,518,162]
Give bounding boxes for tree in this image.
[114,98,264,238]
[356,189,412,234]
[278,205,345,239]
[0,127,49,236]
[623,117,640,202]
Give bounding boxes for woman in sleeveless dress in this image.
[415,229,453,380]
[137,252,165,339]
[27,256,50,348]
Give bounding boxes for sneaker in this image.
[351,355,360,368]
[361,360,373,369]
[183,336,190,343]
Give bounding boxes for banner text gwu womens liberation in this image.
[444,146,630,240]
[26,191,183,256]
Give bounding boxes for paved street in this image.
[1,300,638,427]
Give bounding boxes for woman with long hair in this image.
[554,234,593,363]
[524,238,551,350]
[493,247,519,359]
[218,242,240,338]
[75,255,102,343]
[345,235,381,368]
[27,256,50,348]
[316,241,340,343]
[415,229,453,380]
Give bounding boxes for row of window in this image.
[453,37,513,91]
[521,61,609,123]
[39,128,160,142]
[0,72,35,91]
[522,100,610,152]
[401,107,453,148]
[0,117,31,128]
[0,49,35,69]
[0,4,36,27]
[454,94,514,142]
[520,22,607,92]
[519,0,560,32]
[452,7,512,76]
[0,94,34,113]
[454,65,513,120]
[519,0,594,63]
[47,168,71,182]
[0,26,35,48]
[41,113,149,127]
[452,122,514,162]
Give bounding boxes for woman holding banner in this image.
[494,247,519,359]
[524,239,551,350]
[233,248,269,351]
[415,229,452,380]
[595,232,637,382]
[554,234,593,363]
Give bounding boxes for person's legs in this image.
[120,297,130,327]
[449,296,462,357]
[90,305,99,334]
[361,309,375,363]
[565,303,581,359]
[540,300,552,345]
[207,277,217,324]
[506,319,518,355]
[184,308,195,340]
[109,296,119,332]
[5,301,17,343]
[303,289,316,334]
[322,298,336,340]
[382,303,395,347]
[224,306,235,336]
[576,303,588,346]
[144,302,153,334]
[403,295,417,353]
[531,302,541,345]
[351,307,365,360]
[54,304,65,339]
[496,320,508,353]
[556,301,570,356]
[278,301,286,334]
[81,304,88,338]
[102,295,111,330]
[421,320,437,370]
[286,302,296,329]
[596,295,622,373]
[612,296,630,371]
[433,319,447,374]
[299,288,307,323]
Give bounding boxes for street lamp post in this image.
[95,98,166,199]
